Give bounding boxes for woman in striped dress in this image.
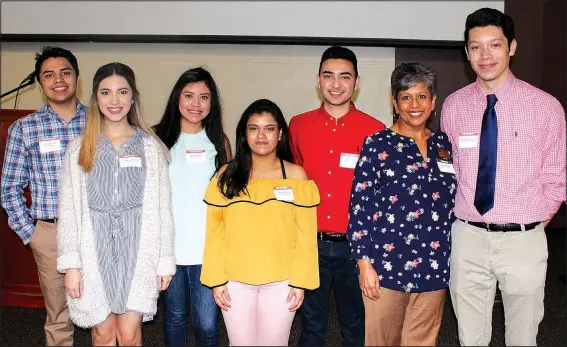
[56,62,176,346]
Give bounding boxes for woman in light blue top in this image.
[155,67,231,346]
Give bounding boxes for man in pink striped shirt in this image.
[441,7,566,346]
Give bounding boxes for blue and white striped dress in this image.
[86,129,146,314]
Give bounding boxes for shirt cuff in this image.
[57,252,82,273]
[19,222,36,246]
[157,255,176,277]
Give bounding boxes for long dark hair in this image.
[154,67,228,171]
[218,99,293,199]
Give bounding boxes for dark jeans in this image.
[298,239,365,346]
[162,265,219,346]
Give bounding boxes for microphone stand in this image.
[1,79,35,99]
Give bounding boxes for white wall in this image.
[1,42,395,148]
[1,1,504,41]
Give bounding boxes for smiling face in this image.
[178,81,211,129]
[38,57,79,105]
[96,75,133,124]
[317,58,360,108]
[393,82,436,130]
[246,112,282,157]
[466,25,517,91]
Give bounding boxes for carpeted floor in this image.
[1,229,565,346]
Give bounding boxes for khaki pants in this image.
[29,221,73,346]
[449,219,547,346]
[363,287,446,346]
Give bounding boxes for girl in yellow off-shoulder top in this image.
[200,99,320,346]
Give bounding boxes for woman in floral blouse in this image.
[347,62,456,346]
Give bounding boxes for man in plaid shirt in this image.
[1,46,87,346]
[441,8,566,346]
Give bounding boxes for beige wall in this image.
[1,42,394,147]
[2,2,504,41]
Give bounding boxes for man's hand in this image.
[358,259,381,300]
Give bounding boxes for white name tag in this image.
[273,186,294,201]
[39,138,61,154]
[339,153,359,169]
[119,155,142,168]
[437,161,456,174]
[458,135,478,149]
[185,149,206,164]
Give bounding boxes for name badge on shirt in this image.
[185,149,206,164]
[273,186,294,201]
[458,134,478,149]
[339,153,359,169]
[436,148,456,174]
[119,155,142,168]
[437,160,456,174]
[39,138,61,153]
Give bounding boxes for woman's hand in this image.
[158,275,173,291]
[65,268,83,299]
[213,285,232,311]
[358,259,381,300]
[287,287,305,311]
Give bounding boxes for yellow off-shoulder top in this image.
[200,177,320,290]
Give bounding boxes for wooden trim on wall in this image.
[0,34,464,49]
[1,109,45,309]
[394,47,476,131]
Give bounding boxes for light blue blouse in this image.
[169,128,217,265]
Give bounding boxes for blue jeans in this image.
[162,265,219,346]
[298,240,365,346]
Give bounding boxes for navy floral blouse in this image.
[347,130,457,293]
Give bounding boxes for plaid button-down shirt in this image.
[1,101,87,244]
[441,73,566,224]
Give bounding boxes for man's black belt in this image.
[318,231,348,242]
[460,219,540,232]
[38,218,57,224]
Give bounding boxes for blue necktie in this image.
[474,94,498,215]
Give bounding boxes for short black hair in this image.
[318,46,358,77]
[34,46,79,81]
[464,8,515,48]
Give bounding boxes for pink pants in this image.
[222,280,296,346]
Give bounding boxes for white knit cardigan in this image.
[56,135,176,328]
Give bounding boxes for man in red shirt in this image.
[289,46,385,346]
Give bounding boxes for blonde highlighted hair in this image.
[78,62,168,172]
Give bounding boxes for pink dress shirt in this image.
[441,73,566,224]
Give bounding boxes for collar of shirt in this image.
[42,99,87,125]
[99,127,145,150]
[473,72,517,104]
[317,101,358,125]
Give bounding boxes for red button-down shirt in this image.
[441,73,566,224]
[289,103,386,233]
